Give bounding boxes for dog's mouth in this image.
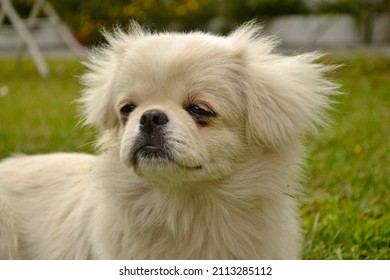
[131,144,170,164]
[130,143,202,171]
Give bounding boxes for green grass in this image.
[0,56,389,259]
[0,59,96,157]
[302,56,390,259]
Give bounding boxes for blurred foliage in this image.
[6,0,390,45]
[9,0,216,45]
[52,0,217,45]
[224,0,309,22]
[316,0,390,14]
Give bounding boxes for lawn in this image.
[0,56,389,259]
[0,59,96,157]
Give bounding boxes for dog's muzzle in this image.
[130,109,172,165]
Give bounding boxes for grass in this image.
[0,56,389,259]
[0,59,95,157]
[302,56,390,259]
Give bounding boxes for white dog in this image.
[0,22,338,259]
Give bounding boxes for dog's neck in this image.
[90,149,300,259]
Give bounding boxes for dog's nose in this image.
[140,109,169,133]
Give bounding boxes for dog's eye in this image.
[186,103,215,125]
[120,103,136,118]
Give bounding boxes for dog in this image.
[0,22,338,259]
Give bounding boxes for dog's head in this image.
[80,22,338,186]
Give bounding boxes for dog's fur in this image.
[0,22,338,259]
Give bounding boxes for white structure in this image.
[0,0,84,77]
[266,14,390,48]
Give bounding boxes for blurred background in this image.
[1,0,390,48]
[0,0,389,260]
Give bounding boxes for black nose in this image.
[140,109,169,133]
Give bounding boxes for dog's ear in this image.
[79,22,147,131]
[230,23,339,148]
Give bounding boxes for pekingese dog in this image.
[0,22,338,259]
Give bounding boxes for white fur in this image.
[0,22,338,259]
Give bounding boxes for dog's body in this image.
[0,22,338,259]
[0,150,301,259]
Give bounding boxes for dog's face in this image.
[80,22,336,187]
[113,38,250,185]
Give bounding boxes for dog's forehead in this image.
[125,36,229,76]
[117,36,242,103]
